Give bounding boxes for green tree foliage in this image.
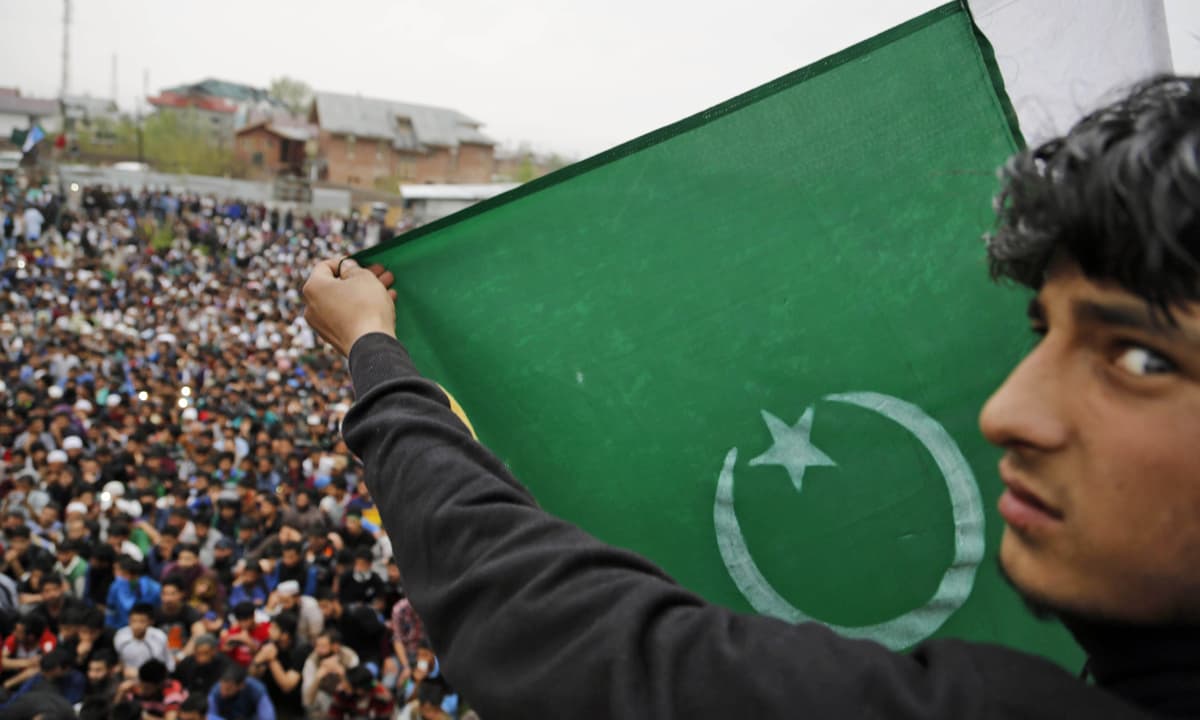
[142,111,238,176]
[270,76,314,116]
[76,111,243,177]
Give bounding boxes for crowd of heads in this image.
[0,176,461,719]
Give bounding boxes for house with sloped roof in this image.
[0,89,58,146]
[309,91,495,189]
[234,118,317,180]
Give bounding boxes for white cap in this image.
[66,501,88,516]
[181,407,198,422]
[74,399,93,413]
[307,414,322,427]
[62,436,83,451]
[47,385,63,400]
[276,580,301,597]
[115,499,142,518]
[105,394,121,408]
[47,449,68,464]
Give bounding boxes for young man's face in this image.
[980,260,1200,624]
[86,660,109,684]
[128,613,151,638]
[40,581,62,606]
[219,678,241,699]
[161,584,182,610]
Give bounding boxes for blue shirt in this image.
[105,576,162,628]
[207,676,275,720]
[264,563,319,597]
[228,581,269,609]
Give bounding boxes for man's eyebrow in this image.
[1073,299,1200,346]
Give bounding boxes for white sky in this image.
[1,0,1199,159]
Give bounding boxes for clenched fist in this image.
[303,257,398,356]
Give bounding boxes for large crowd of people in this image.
[0,176,463,720]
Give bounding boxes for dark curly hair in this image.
[987,75,1200,313]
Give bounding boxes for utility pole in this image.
[137,68,148,163]
[111,54,118,105]
[60,0,70,98]
[55,0,71,206]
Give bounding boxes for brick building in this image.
[309,92,495,189]
[233,121,316,180]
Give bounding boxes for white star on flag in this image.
[749,407,836,493]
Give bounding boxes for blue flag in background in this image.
[21,126,44,154]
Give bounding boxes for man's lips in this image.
[998,464,1064,532]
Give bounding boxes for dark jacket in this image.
[342,333,1187,719]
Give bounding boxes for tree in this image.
[270,76,314,117]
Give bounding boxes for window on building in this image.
[252,152,264,167]
[377,139,386,162]
[347,134,356,159]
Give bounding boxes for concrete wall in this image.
[57,164,353,213]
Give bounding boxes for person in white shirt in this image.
[21,206,42,242]
[113,603,174,672]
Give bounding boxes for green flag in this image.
[357,1,1080,666]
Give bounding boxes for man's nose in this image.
[979,338,1070,452]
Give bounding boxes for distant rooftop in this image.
[0,90,58,118]
[148,92,237,114]
[236,119,317,142]
[63,95,119,116]
[400,183,518,201]
[312,91,493,151]
[163,78,279,106]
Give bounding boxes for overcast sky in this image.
[2,1,1200,159]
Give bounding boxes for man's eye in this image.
[1115,346,1176,376]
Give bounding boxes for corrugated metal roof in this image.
[313,91,493,150]
[0,94,58,118]
[267,124,316,142]
[165,78,276,104]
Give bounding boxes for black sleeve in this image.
[341,333,995,719]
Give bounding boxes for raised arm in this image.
[306,259,1062,720]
